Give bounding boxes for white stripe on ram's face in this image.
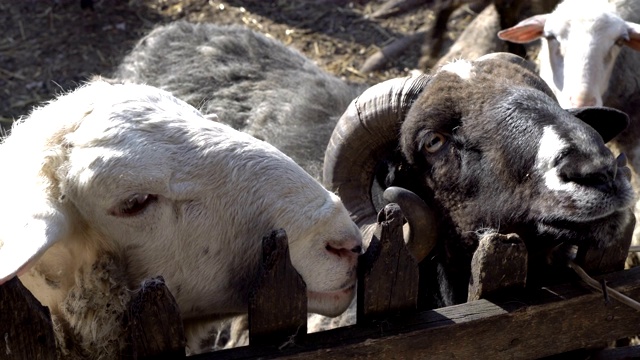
[535,125,573,192]
[536,125,570,190]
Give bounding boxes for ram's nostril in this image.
[560,163,616,191]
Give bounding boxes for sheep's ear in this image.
[0,204,69,284]
[497,14,548,44]
[568,107,630,143]
[624,22,640,51]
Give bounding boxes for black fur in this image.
[387,58,635,307]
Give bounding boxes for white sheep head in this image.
[0,80,362,322]
[498,0,640,108]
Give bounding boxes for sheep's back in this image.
[113,21,367,179]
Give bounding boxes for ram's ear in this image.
[0,202,69,284]
[624,21,640,51]
[568,106,630,143]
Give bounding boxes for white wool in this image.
[0,80,362,356]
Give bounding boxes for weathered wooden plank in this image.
[123,276,186,359]
[468,233,528,301]
[249,229,307,347]
[0,277,57,360]
[193,267,640,360]
[357,203,420,323]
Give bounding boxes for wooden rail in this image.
[2,203,640,359]
[200,266,640,359]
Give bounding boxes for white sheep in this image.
[497,0,640,265]
[0,80,363,357]
[497,0,640,108]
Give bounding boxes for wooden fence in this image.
[2,203,640,359]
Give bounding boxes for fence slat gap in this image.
[357,203,419,323]
[123,276,186,359]
[0,276,57,360]
[249,229,307,347]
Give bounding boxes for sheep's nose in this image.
[326,238,362,259]
[558,152,624,191]
[569,93,598,108]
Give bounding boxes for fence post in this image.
[468,233,528,301]
[123,276,186,359]
[0,277,57,360]
[249,229,307,347]
[357,203,420,323]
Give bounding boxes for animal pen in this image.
[3,204,640,359]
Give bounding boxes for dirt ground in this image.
[0,0,447,128]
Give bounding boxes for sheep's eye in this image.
[545,34,557,42]
[423,132,447,153]
[111,194,158,217]
[615,38,625,47]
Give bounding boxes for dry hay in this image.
[0,0,483,131]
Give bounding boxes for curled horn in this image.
[383,186,437,261]
[323,74,437,262]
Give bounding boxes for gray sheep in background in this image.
[0,80,363,357]
[111,21,368,180]
[498,0,640,265]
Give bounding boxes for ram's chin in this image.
[307,284,356,317]
[536,206,631,241]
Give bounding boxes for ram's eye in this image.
[615,37,625,47]
[545,34,557,42]
[423,132,447,153]
[111,194,158,217]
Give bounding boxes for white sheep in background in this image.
[497,0,640,265]
[497,0,640,108]
[0,80,363,357]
